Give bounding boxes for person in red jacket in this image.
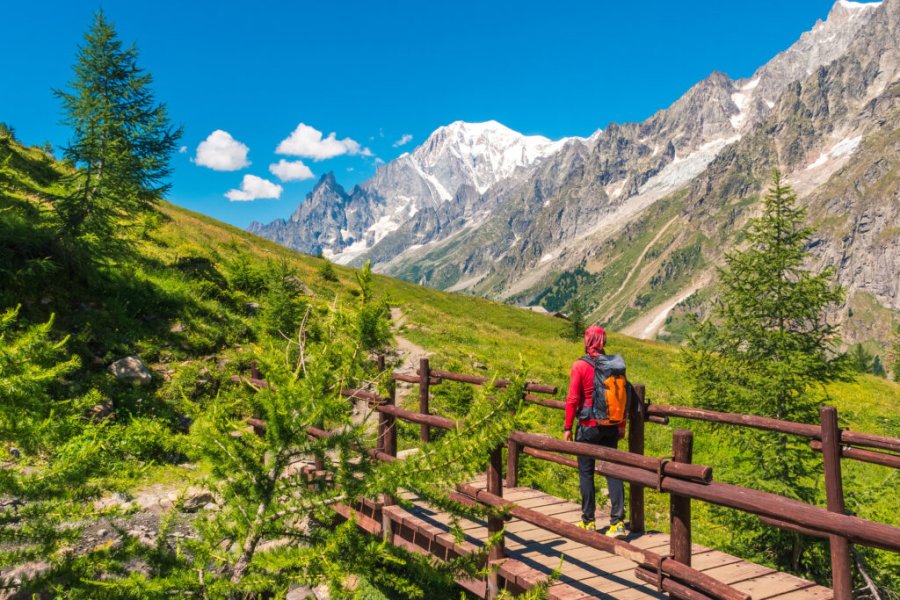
[564,325,627,538]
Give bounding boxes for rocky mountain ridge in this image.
[249,0,898,346]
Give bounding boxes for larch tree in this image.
[682,170,849,578]
[53,10,181,244]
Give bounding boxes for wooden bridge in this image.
[237,357,900,599]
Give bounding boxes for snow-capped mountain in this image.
[248,120,580,264]
[250,0,899,347]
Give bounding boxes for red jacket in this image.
[564,355,627,435]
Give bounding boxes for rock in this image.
[94,492,130,511]
[246,302,261,311]
[3,559,50,587]
[89,401,115,422]
[169,322,186,333]
[97,529,108,537]
[108,356,152,386]
[181,487,216,512]
[287,586,316,600]
[8,447,20,458]
[473,362,488,370]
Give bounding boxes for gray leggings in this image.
[576,425,625,525]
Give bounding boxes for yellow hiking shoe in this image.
[605,521,627,539]
[576,520,596,532]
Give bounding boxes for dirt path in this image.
[390,307,430,373]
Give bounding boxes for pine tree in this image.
[682,171,849,577]
[53,10,181,242]
[567,298,586,342]
[870,355,885,378]
[849,343,874,374]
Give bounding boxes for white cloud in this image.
[393,133,413,147]
[195,130,250,171]
[374,157,385,165]
[269,159,314,182]
[275,123,371,161]
[225,174,283,202]
[178,145,187,154]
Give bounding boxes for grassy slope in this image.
[3,134,898,585]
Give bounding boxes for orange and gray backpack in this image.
[577,354,630,425]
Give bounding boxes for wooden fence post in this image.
[670,429,693,566]
[381,384,398,542]
[821,406,852,600]
[486,446,505,598]
[629,384,646,533]
[419,358,431,443]
[506,439,520,488]
[376,354,386,454]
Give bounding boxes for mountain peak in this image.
[317,171,338,187]
[828,0,881,21]
[412,120,573,194]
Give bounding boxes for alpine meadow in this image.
[2,3,900,600]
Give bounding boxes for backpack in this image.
[577,354,629,426]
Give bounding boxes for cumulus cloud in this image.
[178,145,187,154]
[195,130,250,171]
[225,174,283,202]
[393,133,413,147]
[374,157,385,165]
[269,159,314,182]
[276,123,371,161]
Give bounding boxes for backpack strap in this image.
[576,355,595,419]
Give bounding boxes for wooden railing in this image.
[234,357,900,600]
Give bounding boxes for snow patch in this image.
[606,180,627,200]
[740,77,760,91]
[839,0,881,13]
[730,90,752,129]
[805,135,862,170]
[407,155,453,202]
[638,136,739,199]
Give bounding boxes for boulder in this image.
[108,356,152,386]
[181,487,216,512]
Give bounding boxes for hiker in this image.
[563,325,628,538]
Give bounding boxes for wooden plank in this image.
[731,572,818,599]
[518,495,569,509]
[702,560,776,584]
[767,586,834,600]
[690,550,745,571]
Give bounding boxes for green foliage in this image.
[355,261,392,351]
[260,259,307,339]
[52,10,181,246]
[536,264,592,313]
[566,297,586,342]
[649,241,702,289]
[871,355,886,378]
[682,172,850,582]
[70,277,522,597]
[0,307,81,453]
[894,325,900,382]
[850,343,874,374]
[0,122,15,141]
[318,258,338,282]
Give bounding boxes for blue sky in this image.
[1,0,875,228]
